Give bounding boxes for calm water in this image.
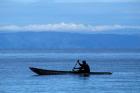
[0,49,140,93]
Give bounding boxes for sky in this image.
[0,0,140,34]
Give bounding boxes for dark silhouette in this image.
[73,60,90,73]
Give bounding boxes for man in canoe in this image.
[73,60,90,73]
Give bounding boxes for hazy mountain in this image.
[0,31,140,49]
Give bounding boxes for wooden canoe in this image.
[29,67,112,75]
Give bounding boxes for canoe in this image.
[29,67,112,75]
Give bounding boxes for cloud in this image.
[91,25,140,31]
[0,23,88,32]
[0,23,140,34]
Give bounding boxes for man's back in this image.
[82,64,90,73]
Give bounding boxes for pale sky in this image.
[55,0,140,3]
[3,0,140,3]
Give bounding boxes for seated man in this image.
[74,60,90,73]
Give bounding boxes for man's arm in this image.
[73,67,80,69]
[77,60,82,66]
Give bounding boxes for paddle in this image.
[72,60,79,71]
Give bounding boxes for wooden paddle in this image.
[72,60,79,71]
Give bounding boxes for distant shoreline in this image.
[0,48,140,53]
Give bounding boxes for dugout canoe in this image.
[29,67,112,75]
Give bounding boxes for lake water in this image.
[0,49,140,93]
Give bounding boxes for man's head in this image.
[82,60,86,64]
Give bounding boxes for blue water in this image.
[0,49,140,93]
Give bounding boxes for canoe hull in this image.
[29,67,112,75]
